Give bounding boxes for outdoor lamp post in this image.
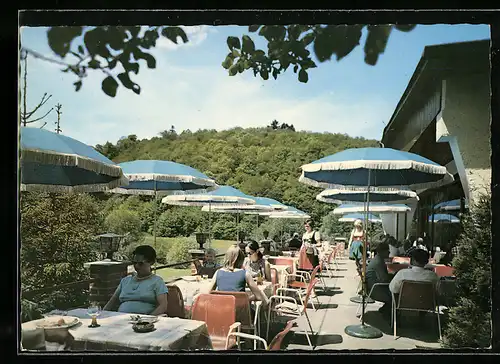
[97,233,123,261]
[195,232,209,250]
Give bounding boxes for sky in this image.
[19,24,490,147]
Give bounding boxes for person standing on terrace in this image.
[302,219,322,268]
[103,245,169,316]
[348,219,365,260]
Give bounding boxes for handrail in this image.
[22,253,226,298]
[22,278,95,299]
[130,253,225,274]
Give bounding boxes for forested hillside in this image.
[95,125,379,231]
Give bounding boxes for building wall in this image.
[436,70,491,203]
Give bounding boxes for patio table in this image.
[386,262,455,277]
[21,308,212,351]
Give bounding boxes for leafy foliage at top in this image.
[26,25,415,97]
[41,26,188,97]
[222,25,416,83]
[442,193,491,348]
[96,126,379,226]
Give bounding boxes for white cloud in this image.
[156,25,213,50]
[27,52,390,147]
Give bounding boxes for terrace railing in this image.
[22,254,225,305]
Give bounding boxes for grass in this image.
[143,235,236,282]
[143,235,236,254]
[156,267,192,282]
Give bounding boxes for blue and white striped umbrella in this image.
[434,199,467,211]
[110,160,217,252]
[20,127,128,193]
[316,187,418,205]
[299,147,453,190]
[265,206,311,219]
[202,202,274,241]
[332,203,411,215]
[339,213,382,223]
[162,185,255,207]
[112,160,217,196]
[163,185,256,244]
[428,213,460,223]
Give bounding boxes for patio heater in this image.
[97,233,124,261]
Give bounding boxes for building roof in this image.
[382,39,490,144]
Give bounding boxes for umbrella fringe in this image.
[109,185,218,196]
[299,173,454,191]
[316,196,416,205]
[21,149,123,178]
[125,173,217,187]
[20,176,127,193]
[202,205,274,213]
[163,195,255,204]
[301,160,447,174]
[318,187,418,196]
[332,206,411,214]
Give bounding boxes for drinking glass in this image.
[87,304,101,328]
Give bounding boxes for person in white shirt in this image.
[389,249,440,295]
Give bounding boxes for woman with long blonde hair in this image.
[205,244,269,305]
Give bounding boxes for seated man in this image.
[365,241,393,318]
[259,230,274,254]
[287,233,302,250]
[389,248,440,296]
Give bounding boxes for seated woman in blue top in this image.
[205,244,269,305]
[103,245,169,316]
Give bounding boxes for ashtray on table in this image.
[132,321,156,333]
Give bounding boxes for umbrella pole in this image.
[208,202,212,248]
[404,212,408,239]
[153,180,157,273]
[396,213,400,241]
[345,168,382,339]
[236,213,239,242]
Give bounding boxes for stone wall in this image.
[85,261,129,308]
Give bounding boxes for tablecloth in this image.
[21,309,212,351]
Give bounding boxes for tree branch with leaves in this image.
[22,26,189,98]
[32,24,416,97]
[222,24,416,83]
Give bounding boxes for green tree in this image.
[442,193,491,348]
[26,25,415,97]
[166,238,199,268]
[20,192,103,313]
[320,213,353,241]
[104,207,144,246]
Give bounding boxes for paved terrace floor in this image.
[270,258,443,351]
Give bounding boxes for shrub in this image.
[442,193,491,348]
[165,238,199,269]
[20,192,103,312]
